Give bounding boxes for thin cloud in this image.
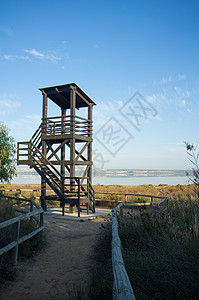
[24,49,61,62]
[179,100,186,107]
[0,100,20,109]
[3,55,14,61]
[24,48,44,57]
[177,74,186,81]
[0,97,21,115]
[160,76,172,84]
[3,54,30,61]
[11,114,41,129]
[2,49,61,63]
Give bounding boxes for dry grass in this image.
[119,197,199,299]
[0,195,44,284]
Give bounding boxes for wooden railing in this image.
[0,195,44,266]
[61,176,95,216]
[17,124,42,165]
[31,124,42,149]
[42,115,92,137]
[112,195,169,300]
[17,141,30,165]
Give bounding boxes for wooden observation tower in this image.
[17,83,96,216]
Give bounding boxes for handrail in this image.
[42,115,92,122]
[30,142,62,180]
[112,196,169,300]
[31,124,42,145]
[42,115,92,137]
[0,195,44,266]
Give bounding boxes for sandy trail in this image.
[0,215,106,300]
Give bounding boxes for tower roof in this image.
[39,83,96,109]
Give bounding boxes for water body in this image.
[11,175,190,186]
[93,176,190,186]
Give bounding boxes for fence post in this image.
[125,194,127,203]
[40,212,44,227]
[30,201,33,212]
[78,178,80,217]
[61,177,65,216]
[120,205,123,217]
[12,220,20,266]
[151,196,153,205]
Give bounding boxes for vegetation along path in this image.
[0,215,107,300]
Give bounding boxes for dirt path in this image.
[0,215,106,300]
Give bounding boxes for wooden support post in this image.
[69,89,76,214]
[61,177,65,216]
[61,108,66,213]
[41,92,47,211]
[87,105,93,184]
[87,105,93,213]
[12,220,20,266]
[78,178,80,217]
[61,108,66,177]
[40,212,44,227]
[30,201,33,212]
[62,204,65,216]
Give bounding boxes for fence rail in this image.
[112,195,169,300]
[0,195,44,266]
[43,115,92,137]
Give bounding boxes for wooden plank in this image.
[112,206,136,300]
[80,166,89,186]
[18,226,44,245]
[76,90,92,107]
[12,221,20,265]
[50,160,91,165]
[47,139,69,160]
[42,134,92,142]
[74,142,89,162]
[0,241,17,256]
[75,115,92,122]
[0,208,43,229]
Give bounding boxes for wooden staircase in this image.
[17,125,95,216]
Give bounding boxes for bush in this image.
[0,196,44,284]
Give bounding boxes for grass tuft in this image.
[119,198,199,299]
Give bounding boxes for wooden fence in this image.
[0,195,44,266]
[112,195,169,300]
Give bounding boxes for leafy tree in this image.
[0,122,16,183]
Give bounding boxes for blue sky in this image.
[0,0,199,170]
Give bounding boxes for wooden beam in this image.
[74,142,89,162]
[47,139,69,160]
[80,166,89,186]
[55,88,70,106]
[76,90,91,107]
[43,134,92,142]
[61,108,66,177]
[41,92,47,211]
[88,105,93,185]
[47,144,60,161]
[50,160,91,165]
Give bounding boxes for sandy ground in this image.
[0,215,107,300]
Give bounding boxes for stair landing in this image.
[44,206,111,220]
